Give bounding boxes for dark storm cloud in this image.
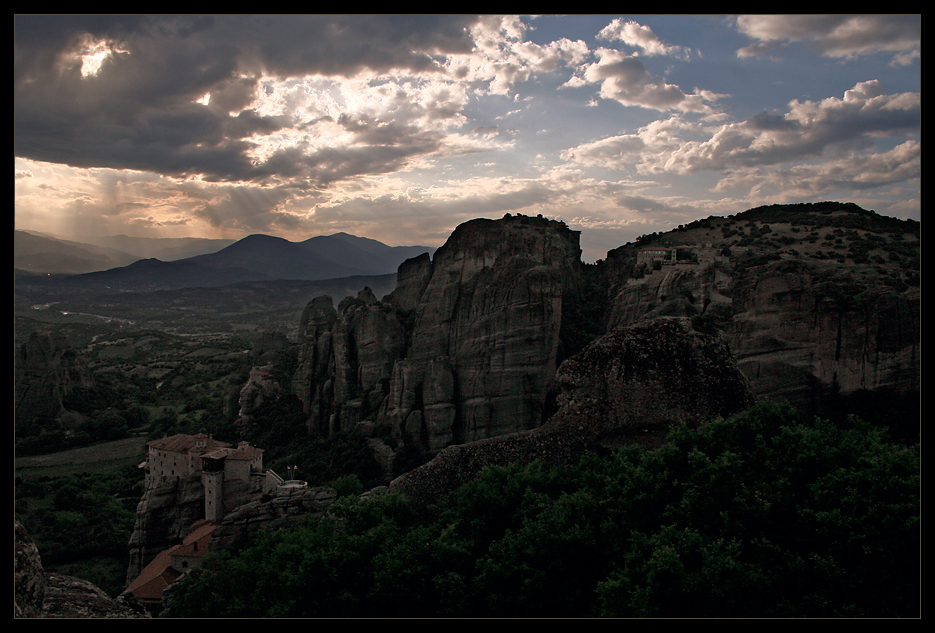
[13,14,479,182]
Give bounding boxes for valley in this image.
[14,202,920,618]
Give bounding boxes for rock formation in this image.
[236,365,284,424]
[208,485,338,552]
[389,316,757,513]
[125,475,207,585]
[126,439,274,585]
[600,204,920,426]
[16,521,148,619]
[14,330,95,429]
[291,214,584,458]
[726,259,920,408]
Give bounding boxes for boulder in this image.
[209,486,338,551]
[15,521,147,619]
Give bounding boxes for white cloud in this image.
[573,48,721,113]
[656,81,920,175]
[714,139,921,197]
[442,15,588,96]
[734,14,921,65]
[597,18,691,59]
[561,79,920,219]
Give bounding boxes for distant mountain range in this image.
[14,230,436,291]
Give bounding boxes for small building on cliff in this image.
[128,435,287,608]
[142,433,282,520]
[637,246,678,267]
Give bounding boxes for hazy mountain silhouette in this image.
[14,231,436,292]
[77,234,238,262]
[15,230,239,275]
[14,230,140,274]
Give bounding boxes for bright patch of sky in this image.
[15,14,920,262]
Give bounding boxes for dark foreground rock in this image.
[15,521,148,619]
[389,317,756,513]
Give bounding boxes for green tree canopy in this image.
[166,401,919,618]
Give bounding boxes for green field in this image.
[15,435,148,481]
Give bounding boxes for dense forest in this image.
[164,401,920,618]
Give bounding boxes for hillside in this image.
[14,231,140,274]
[605,201,919,281]
[596,201,920,440]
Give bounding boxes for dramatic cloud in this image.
[564,80,920,179]
[14,15,921,262]
[661,80,920,174]
[735,14,921,65]
[566,48,722,113]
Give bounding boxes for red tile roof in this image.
[147,433,231,453]
[125,521,219,603]
[203,446,264,461]
[125,549,179,603]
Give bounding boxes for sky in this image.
[14,14,921,262]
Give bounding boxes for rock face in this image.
[600,203,921,426]
[14,330,95,429]
[208,485,338,552]
[603,256,920,420]
[16,521,147,619]
[125,475,207,585]
[389,317,756,513]
[236,365,284,423]
[292,214,583,456]
[14,520,44,618]
[126,467,268,585]
[554,317,757,439]
[726,259,920,408]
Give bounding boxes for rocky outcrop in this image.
[14,521,44,618]
[291,294,340,434]
[125,475,206,585]
[554,316,756,439]
[14,330,95,429]
[209,485,338,551]
[126,467,270,586]
[16,521,148,619]
[603,238,920,422]
[236,365,284,424]
[389,317,756,513]
[291,214,583,457]
[726,259,920,409]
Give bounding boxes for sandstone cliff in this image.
[208,485,338,552]
[15,330,95,430]
[125,475,207,585]
[388,316,756,513]
[125,468,267,585]
[600,203,920,430]
[291,214,584,459]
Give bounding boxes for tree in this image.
[595,402,920,617]
[165,402,919,618]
